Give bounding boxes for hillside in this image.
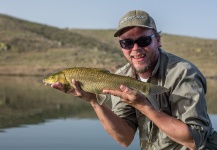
[0,14,125,74]
[0,14,119,52]
[0,13,217,78]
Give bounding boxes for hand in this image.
[51,79,97,103]
[103,85,152,108]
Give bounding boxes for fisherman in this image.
[51,10,217,150]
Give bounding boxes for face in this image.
[119,27,161,75]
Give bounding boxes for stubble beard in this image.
[131,61,152,74]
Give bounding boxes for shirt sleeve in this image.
[167,62,212,149]
[111,95,138,132]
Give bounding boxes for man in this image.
[51,10,217,150]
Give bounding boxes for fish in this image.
[43,67,168,110]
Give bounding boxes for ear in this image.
[156,36,162,47]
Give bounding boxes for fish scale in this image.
[43,67,168,110]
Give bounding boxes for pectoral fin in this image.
[96,94,110,105]
[145,93,161,111]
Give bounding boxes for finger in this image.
[120,85,138,100]
[51,82,64,91]
[103,89,128,99]
[71,79,82,92]
[103,89,132,105]
[70,79,85,97]
[71,79,96,101]
[103,85,134,96]
[119,85,131,93]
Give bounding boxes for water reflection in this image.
[0,76,217,149]
[0,76,97,129]
[0,115,217,150]
[0,76,217,129]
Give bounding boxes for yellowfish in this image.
[43,67,168,110]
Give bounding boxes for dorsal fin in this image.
[94,68,111,74]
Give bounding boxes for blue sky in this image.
[0,0,217,39]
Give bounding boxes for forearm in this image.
[51,81,135,146]
[137,104,195,149]
[90,100,135,147]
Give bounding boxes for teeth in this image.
[133,54,145,59]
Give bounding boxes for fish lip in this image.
[44,83,51,86]
[43,81,52,86]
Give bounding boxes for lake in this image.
[0,76,217,149]
[0,115,217,150]
[0,118,139,150]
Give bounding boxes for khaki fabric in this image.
[111,48,215,150]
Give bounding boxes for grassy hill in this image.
[0,14,119,52]
[0,14,126,75]
[1,13,217,77]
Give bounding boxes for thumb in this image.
[120,85,130,93]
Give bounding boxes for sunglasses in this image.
[119,34,156,50]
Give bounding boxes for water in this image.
[0,118,139,150]
[0,76,217,149]
[0,115,217,150]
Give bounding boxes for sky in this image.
[0,0,217,39]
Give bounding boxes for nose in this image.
[131,43,140,51]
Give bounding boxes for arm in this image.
[51,80,135,147]
[91,100,135,147]
[137,102,195,149]
[103,85,196,150]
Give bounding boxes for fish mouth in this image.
[43,80,52,86]
[44,82,52,86]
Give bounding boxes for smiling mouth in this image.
[131,54,146,59]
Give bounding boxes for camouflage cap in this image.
[114,10,157,37]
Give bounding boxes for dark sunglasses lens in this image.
[119,40,134,49]
[137,37,152,47]
[119,35,153,49]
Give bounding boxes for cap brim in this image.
[114,25,154,37]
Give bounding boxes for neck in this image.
[137,58,157,79]
[138,71,152,79]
